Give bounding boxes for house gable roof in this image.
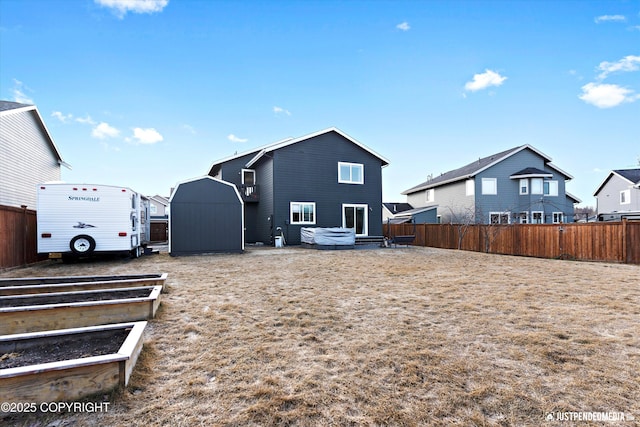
[208,128,389,174]
[593,168,640,196]
[0,100,69,169]
[402,144,570,195]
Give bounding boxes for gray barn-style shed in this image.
[169,176,244,255]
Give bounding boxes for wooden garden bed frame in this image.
[0,286,162,334]
[0,273,167,295]
[0,321,147,403]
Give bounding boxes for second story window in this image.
[520,179,528,195]
[621,189,630,204]
[481,178,497,195]
[544,180,558,196]
[338,162,364,184]
[425,188,435,202]
[242,169,255,186]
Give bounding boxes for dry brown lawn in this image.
[2,247,639,426]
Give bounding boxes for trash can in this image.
[274,236,283,248]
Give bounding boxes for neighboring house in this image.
[593,168,640,218]
[382,202,438,224]
[148,194,170,242]
[0,100,69,209]
[382,202,413,222]
[148,194,170,218]
[208,127,389,245]
[402,144,579,224]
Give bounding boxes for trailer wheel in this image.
[70,235,96,255]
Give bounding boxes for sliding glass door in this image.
[342,204,368,236]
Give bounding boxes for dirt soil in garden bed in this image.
[0,288,152,308]
[0,329,129,369]
[1,247,639,426]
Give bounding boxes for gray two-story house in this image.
[402,144,579,224]
[593,169,640,218]
[208,127,389,245]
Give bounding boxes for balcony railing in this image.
[239,184,259,202]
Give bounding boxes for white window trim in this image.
[518,211,529,224]
[290,202,316,225]
[532,211,544,224]
[519,179,528,195]
[425,188,435,203]
[531,178,543,195]
[342,203,368,236]
[489,211,510,224]
[544,180,558,197]
[465,179,474,196]
[552,212,564,224]
[620,189,630,205]
[241,169,255,185]
[338,162,364,184]
[481,178,497,195]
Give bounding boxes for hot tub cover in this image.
[301,227,356,246]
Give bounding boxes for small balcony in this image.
[239,184,259,202]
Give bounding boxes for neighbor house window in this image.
[518,212,529,224]
[490,212,510,224]
[552,212,564,223]
[466,179,475,196]
[620,189,630,205]
[338,162,364,184]
[520,179,528,195]
[544,180,558,196]
[242,169,255,186]
[482,178,497,195]
[425,188,435,202]
[531,178,543,195]
[532,211,544,224]
[290,202,316,225]
[150,204,158,215]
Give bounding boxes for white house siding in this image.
[407,180,474,223]
[597,174,640,213]
[0,109,60,209]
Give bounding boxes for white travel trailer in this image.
[37,183,150,259]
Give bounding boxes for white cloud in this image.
[92,122,120,139]
[132,127,163,144]
[273,106,291,116]
[579,82,639,108]
[182,124,196,135]
[464,69,507,92]
[52,111,73,123]
[11,79,34,104]
[227,134,248,143]
[95,0,168,18]
[76,115,96,125]
[596,55,640,80]
[396,22,410,31]
[594,14,626,23]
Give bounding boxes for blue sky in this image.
[1,0,638,207]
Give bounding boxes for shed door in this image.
[342,204,368,236]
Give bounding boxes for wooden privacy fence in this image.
[385,221,640,264]
[0,205,43,269]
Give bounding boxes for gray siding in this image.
[596,174,640,213]
[169,177,243,255]
[272,132,384,245]
[407,180,474,223]
[254,157,274,244]
[0,109,61,209]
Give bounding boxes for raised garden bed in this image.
[0,286,162,335]
[0,273,167,296]
[0,321,146,403]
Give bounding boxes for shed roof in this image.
[0,100,69,169]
